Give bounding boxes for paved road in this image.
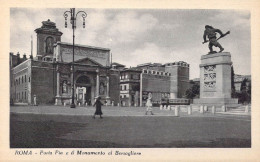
[10,105,251,148]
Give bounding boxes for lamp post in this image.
[64,8,87,108]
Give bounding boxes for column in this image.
[139,73,143,106]
[96,69,99,97]
[106,76,111,105]
[106,76,109,97]
[55,66,62,105]
[56,72,60,97]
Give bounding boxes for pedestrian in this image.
[145,96,154,115]
[33,94,37,106]
[93,96,103,119]
[88,99,91,106]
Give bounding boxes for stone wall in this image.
[31,61,57,104]
[142,70,171,103]
[109,70,120,105]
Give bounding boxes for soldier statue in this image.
[202,25,230,54]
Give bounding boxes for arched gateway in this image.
[75,75,95,106]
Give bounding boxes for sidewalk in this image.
[10,105,251,118]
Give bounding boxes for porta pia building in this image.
[10,19,113,105]
[10,19,190,107]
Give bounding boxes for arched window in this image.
[46,37,54,54]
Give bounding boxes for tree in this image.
[247,80,251,104]
[231,65,236,98]
[185,82,200,99]
[239,78,250,104]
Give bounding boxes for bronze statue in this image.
[203,25,230,54]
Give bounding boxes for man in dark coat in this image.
[93,97,103,119]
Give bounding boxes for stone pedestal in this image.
[105,96,111,106]
[55,96,62,105]
[193,52,238,106]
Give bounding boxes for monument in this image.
[193,25,238,107]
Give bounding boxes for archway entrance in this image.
[76,75,92,106]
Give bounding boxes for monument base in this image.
[193,98,239,107]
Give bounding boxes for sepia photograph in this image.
[9,8,251,149]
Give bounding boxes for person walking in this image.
[93,96,103,119]
[145,95,154,115]
[33,94,37,106]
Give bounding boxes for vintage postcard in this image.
[1,0,260,161]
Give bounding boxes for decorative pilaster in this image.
[106,76,110,97]
[105,75,111,105]
[96,69,100,97]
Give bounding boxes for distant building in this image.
[119,61,190,106]
[111,62,125,70]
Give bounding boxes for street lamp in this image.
[64,8,87,108]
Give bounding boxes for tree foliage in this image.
[185,82,200,99]
[236,78,251,104]
[231,65,236,98]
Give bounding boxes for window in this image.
[22,92,23,99]
[25,75,27,82]
[19,78,20,85]
[29,77,30,82]
[120,85,122,90]
[124,85,127,90]
[22,76,23,83]
[25,91,26,99]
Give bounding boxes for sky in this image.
[10,8,251,79]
